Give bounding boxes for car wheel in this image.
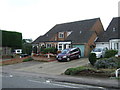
[100,55,103,58]
[78,55,81,59]
[66,57,70,62]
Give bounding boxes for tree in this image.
[22,39,33,55]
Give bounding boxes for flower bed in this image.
[32,53,56,62]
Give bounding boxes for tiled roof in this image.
[33,18,101,44]
[96,17,120,42]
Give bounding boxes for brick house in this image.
[32,18,104,57]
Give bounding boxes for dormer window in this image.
[80,31,82,34]
[113,27,116,32]
[59,32,64,38]
[67,31,73,36]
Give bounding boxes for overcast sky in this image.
[0,0,119,40]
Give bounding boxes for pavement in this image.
[1,58,120,89]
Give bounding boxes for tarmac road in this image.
[0,69,112,89]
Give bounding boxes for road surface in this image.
[0,69,118,90]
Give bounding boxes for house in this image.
[32,18,104,57]
[96,17,120,52]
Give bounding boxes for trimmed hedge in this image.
[104,50,118,58]
[1,30,22,49]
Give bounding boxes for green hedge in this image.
[1,30,22,49]
[104,50,118,58]
[23,57,33,62]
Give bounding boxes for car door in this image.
[69,49,76,59]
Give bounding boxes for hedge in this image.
[1,30,22,49]
[23,57,33,62]
[104,50,118,58]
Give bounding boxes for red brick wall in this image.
[0,57,30,65]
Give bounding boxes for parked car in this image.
[56,48,81,62]
[13,49,22,54]
[20,54,29,58]
[91,47,108,58]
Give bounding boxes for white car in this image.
[91,47,108,58]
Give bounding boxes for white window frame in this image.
[58,44,62,51]
[59,32,64,38]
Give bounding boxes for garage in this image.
[72,44,85,57]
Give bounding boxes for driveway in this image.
[16,58,89,75]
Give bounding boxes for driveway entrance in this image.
[17,58,89,75]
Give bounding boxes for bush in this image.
[65,68,77,75]
[88,53,97,66]
[42,47,57,54]
[94,57,120,69]
[104,50,118,58]
[23,57,33,62]
[64,66,96,75]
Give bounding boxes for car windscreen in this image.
[93,48,102,52]
[61,49,69,54]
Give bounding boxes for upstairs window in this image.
[59,32,64,38]
[113,27,116,32]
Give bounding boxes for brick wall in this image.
[0,57,30,65]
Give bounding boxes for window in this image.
[113,28,116,32]
[59,44,62,50]
[80,31,82,34]
[114,43,119,50]
[46,44,52,48]
[59,32,64,38]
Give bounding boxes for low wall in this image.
[0,57,30,65]
[32,56,56,62]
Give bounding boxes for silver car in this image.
[91,47,108,58]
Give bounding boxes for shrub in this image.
[64,66,96,75]
[64,68,76,75]
[88,53,97,66]
[43,47,57,54]
[65,67,82,75]
[104,50,118,58]
[23,57,33,62]
[94,57,120,69]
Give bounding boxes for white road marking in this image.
[28,79,79,88]
[28,79,106,89]
[9,75,13,78]
[55,82,106,89]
